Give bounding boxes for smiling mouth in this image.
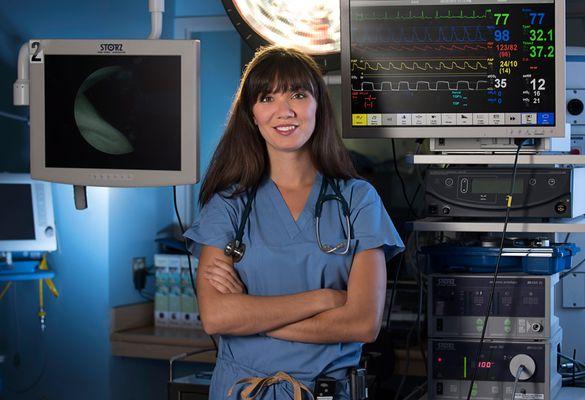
[273,125,298,135]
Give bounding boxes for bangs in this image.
[246,55,318,104]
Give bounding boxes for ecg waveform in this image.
[353,26,491,44]
[353,9,488,21]
[349,3,557,117]
[353,80,490,91]
[352,59,488,73]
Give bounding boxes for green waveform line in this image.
[354,9,488,21]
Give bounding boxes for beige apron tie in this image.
[227,371,315,400]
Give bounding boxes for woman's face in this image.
[252,89,317,156]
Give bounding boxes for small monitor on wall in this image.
[29,40,199,187]
[0,174,56,253]
[340,0,566,138]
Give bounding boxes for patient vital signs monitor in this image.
[0,174,56,253]
[29,40,199,187]
[341,0,566,138]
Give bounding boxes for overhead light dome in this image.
[222,0,340,71]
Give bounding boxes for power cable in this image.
[394,318,417,400]
[465,140,525,400]
[5,286,47,394]
[385,248,405,332]
[402,382,427,400]
[172,186,218,353]
[512,365,526,400]
[560,257,585,280]
[416,266,427,375]
[392,139,418,218]
[394,237,426,400]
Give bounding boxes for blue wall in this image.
[193,30,243,203]
[0,1,241,399]
[1,186,112,400]
[175,0,225,17]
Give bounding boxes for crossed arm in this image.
[196,245,387,343]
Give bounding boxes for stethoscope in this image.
[224,177,352,262]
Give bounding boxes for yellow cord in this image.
[39,254,59,298]
[38,279,44,310]
[0,282,12,300]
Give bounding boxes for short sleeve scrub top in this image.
[184,173,404,400]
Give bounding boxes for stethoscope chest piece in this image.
[225,240,246,263]
[225,185,258,263]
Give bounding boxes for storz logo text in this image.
[99,43,124,53]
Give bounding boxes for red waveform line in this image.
[353,43,488,52]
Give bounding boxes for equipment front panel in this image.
[430,275,553,339]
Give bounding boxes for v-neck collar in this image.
[267,173,322,239]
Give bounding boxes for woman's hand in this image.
[203,257,246,294]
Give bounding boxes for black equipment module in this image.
[425,167,585,218]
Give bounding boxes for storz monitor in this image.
[0,174,56,253]
[341,0,566,138]
[29,40,199,187]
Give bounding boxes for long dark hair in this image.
[199,46,357,206]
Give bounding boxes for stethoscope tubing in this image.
[225,176,352,261]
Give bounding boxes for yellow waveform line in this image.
[352,60,488,72]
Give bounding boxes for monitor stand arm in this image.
[74,185,87,210]
[0,252,12,266]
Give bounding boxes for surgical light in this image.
[222,0,340,71]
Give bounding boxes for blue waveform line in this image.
[353,25,492,44]
[351,43,488,53]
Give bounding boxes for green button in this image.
[504,326,512,333]
[504,319,512,326]
[476,318,484,325]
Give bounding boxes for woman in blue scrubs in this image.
[185,46,404,399]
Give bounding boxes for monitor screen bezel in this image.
[0,174,56,253]
[29,39,199,187]
[340,0,566,139]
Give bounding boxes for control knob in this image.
[509,354,536,381]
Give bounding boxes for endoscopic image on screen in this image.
[44,55,182,171]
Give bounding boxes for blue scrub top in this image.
[184,173,404,399]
